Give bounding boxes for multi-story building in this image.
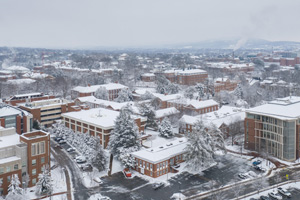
[213,78,238,93]
[61,108,146,148]
[244,96,300,161]
[18,98,75,127]
[166,99,219,115]
[4,92,55,106]
[0,104,32,134]
[0,127,50,195]
[131,137,187,178]
[71,83,128,100]
[155,69,208,85]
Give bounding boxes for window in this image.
[22,161,26,168]
[32,159,36,166]
[146,163,149,169]
[32,169,36,175]
[41,157,45,164]
[7,176,11,183]
[150,172,153,176]
[157,172,159,176]
[6,166,11,173]
[0,168,3,174]
[166,168,168,173]
[160,171,162,175]
[157,164,159,169]
[32,178,36,185]
[150,164,153,171]
[31,142,45,156]
[14,164,18,170]
[163,169,165,174]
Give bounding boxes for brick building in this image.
[61,108,146,148]
[166,99,219,115]
[0,127,50,195]
[213,78,238,93]
[141,73,156,82]
[71,83,128,100]
[4,93,55,106]
[156,69,208,85]
[0,104,32,134]
[18,98,75,127]
[131,137,187,178]
[244,96,300,161]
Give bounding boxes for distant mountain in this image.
[166,38,300,50]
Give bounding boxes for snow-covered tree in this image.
[156,75,180,94]
[108,107,141,166]
[6,174,25,200]
[115,88,133,103]
[195,83,205,99]
[140,91,154,100]
[158,118,174,138]
[234,84,243,99]
[91,138,107,172]
[119,150,136,168]
[22,173,30,192]
[94,87,109,100]
[138,103,157,129]
[184,86,196,100]
[184,120,225,172]
[35,165,53,196]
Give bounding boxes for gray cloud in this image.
[0,0,299,48]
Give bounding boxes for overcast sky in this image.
[0,0,299,48]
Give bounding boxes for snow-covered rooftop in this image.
[0,128,21,148]
[131,137,188,164]
[168,98,219,109]
[152,93,183,101]
[155,107,180,119]
[0,105,22,117]
[180,106,245,128]
[72,83,128,94]
[6,78,36,84]
[246,96,300,120]
[0,156,21,165]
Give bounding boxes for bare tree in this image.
[228,118,244,146]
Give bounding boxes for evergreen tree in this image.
[115,88,133,103]
[234,84,243,99]
[184,86,196,100]
[138,103,158,129]
[108,107,141,166]
[6,174,24,200]
[158,118,174,138]
[35,165,53,196]
[94,87,109,100]
[140,91,154,100]
[195,83,205,99]
[91,138,107,172]
[32,120,40,130]
[184,121,225,172]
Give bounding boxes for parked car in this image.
[277,187,291,197]
[250,198,258,200]
[268,192,282,200]
[253,166,266,172]
[54,137,63,142]
[152,182,165,190]
[76,156,86,164]
[67,148,75,153]
[58,140,66,144]
[81,164,93,171]
[253,160,262,166]
[123,169,132,178]
[238,173,247,179]
[173,164,180,169]
[260,196,270,200]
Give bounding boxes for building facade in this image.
[0,127,50,195]
[244,97,300,161]
[18,98,75,127]
[4,93,55,106]
[0,104,32,134]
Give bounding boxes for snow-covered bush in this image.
[158,118,174,138]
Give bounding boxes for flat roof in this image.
[0,156,21,165]
[131,137,188,164]
[0,133,21,148]
[246,96,300,120]
[72,83,128,94]
[0,105,22,117]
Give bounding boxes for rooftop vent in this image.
[159,146,164,149]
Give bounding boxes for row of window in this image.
[31,142,46,156]
[31,157,45,166]
[41,117,61,123]
[41,112,61,118]
[41,107,61,113]
[0,164,19,174]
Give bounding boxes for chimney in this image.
[88,84,91,87]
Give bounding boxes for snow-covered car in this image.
[253,166,266,172]
[67,148,75,152]
[260,196,270,200]
[94,177,103,184]
[252,160,262,166]
[58,140,66,144]
[268,192,282,200]
[238,173,247,179]
[277,187,291,197]
[81,164,93,171]
[123,169,132,178]
[54,137,63,142]
[75,156,86,164]
[152,182,165,190]
[173,164,180,169]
